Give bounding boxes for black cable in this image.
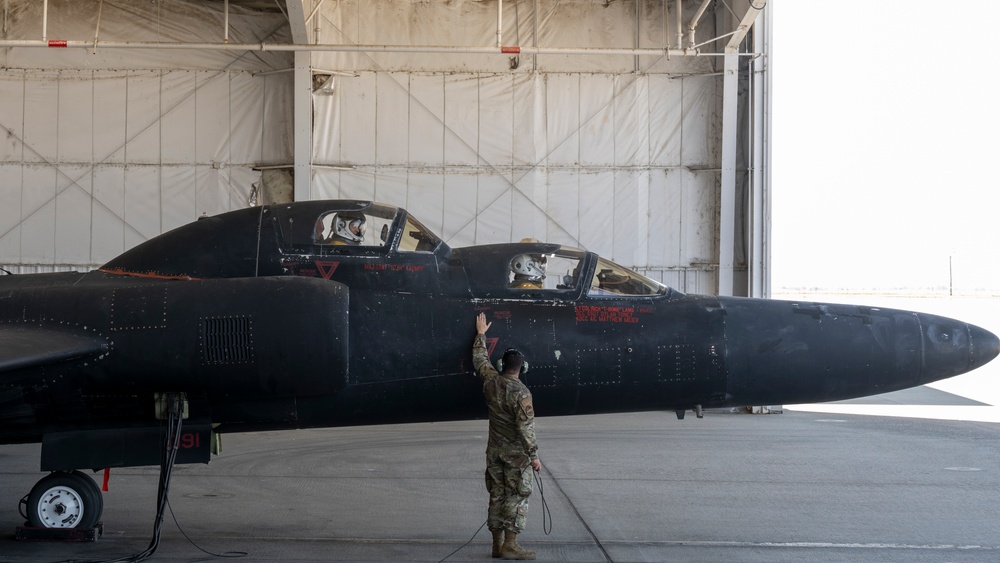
[439,466,553,562]
[57,395,184,563]
[165,497,247,559]
[533,469,553,536]
[437,517,488,563]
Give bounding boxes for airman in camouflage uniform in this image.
[473,312,541,560]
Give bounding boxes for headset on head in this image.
[496,347,529,375]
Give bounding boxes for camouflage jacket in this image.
[472,334,539,460]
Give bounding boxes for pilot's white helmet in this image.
[333,213,366,243]
[511,254,545,279]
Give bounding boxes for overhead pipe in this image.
[224,0,229,43]
[663,0,670,49]
[496,0,503,48]
[42,0,48,42]
[674,0,683,53]
[93,0,104,54]
[0,39,761,57]
[687,0,712,49]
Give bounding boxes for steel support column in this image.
[750,8,771,299]
[286,1,312,202]
[718,2,764,297]
[718,47,738,297]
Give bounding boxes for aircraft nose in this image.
[919,315,1000,384]
[969,323,1000,372]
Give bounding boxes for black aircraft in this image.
[2,199,998,529]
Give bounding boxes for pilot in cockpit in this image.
[509,253,546,289]
[323,212,367,245]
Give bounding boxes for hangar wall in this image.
[0,0,765,296]
[306,0,737,294]
[0,1,294,273]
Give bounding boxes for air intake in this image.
[201,316,255,365]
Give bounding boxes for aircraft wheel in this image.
[26,470,103,529]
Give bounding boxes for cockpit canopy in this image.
[460,243,671,299]
[274,201,442,255]
[100,199,674,300]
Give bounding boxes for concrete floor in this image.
[2,295,999,562]
[2,403,1000,563]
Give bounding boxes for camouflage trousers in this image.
[485,446,534,533]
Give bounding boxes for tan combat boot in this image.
[491,529,504,558]
[501,531,536,560]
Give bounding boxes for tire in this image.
[26,471,103,529]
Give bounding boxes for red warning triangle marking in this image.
[486,337,499,357]
[315,261,340,279]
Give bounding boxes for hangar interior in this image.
[0,0,770,298]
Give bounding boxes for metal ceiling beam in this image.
[0,39,761,57]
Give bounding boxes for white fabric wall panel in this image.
[20,167,58,263]
[680,170,720,266]
[512,73,545,168]
[162,166,197,233]
[22,74,58,164]
[194,166,235,219]
[311,169,339,199]
[0,68,290,271]
[647,169,682,268]
[229,73,266,165]
[93,72,128,164]
[614,78,649,167]
[0,74,25,162]
[577,170,615,257]
[376,73,411,166]
[405,171,445,232]
[374,169,409,208]
[228,167,258,209]
[161,72,198,164]
[477,74,515,168]
[57,72,94,164]
[681,76,719,166]
[408,74,445,167]
[262,75,294,164]
[475,178,513,245]
[442,170,479,245]
[124,165,160,246]
[310,65,721,292]
[54,168,93,265]
[512,169,547,243]
[316,0,510,73]
[312,93,339,164]
[545,170,580,247]
[337,73,377,165]
[0,165,23,258]
[544,74,581,167]
[126,71,162,164]
[1,0,291,71]
[579,74,615,166]
[195,72,232,164]
[91,166,126,263]
[311,0,722,75]
[443,75,482,167]
[327,169,376,201]
[649,74,684,167]
[612,170,642,265]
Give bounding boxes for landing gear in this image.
[23,470,103,529]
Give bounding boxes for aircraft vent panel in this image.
[658,344,697,382]
[576,347,622,385]
[201,316,255,365]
